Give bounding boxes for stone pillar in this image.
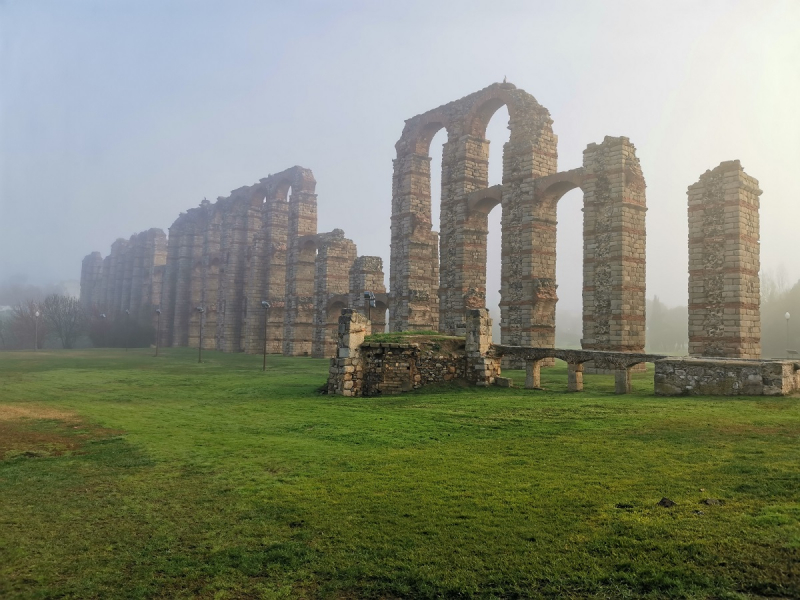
[327,309,367,397]
[142,229,167,328]
[172,213,198,347]
[312,230,357,358]
[284,181,318,356]
[389,149,440,332]
[614,367,632,394]
[499,116,558,351]
[349,256,387,320]
[161,215,185,347]
[243,178,290,355]
[581,136,647,353]
[465,308,501,385]
[525,360,542,389]
[439,134,491,336]
[188,204,209,351]
[567,363,584,392]
[688,160,762,359]
[80,252,104,310]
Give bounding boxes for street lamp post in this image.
[363,291,375,323]
[786,312,791,358]
[261,301,270,371]
[125,309,130,351]
[34,309,40,351]
[196,306,205,363]
[154,308,162,357]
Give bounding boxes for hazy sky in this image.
[2,0,799,320]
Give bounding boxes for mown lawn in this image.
[0,348,798,599]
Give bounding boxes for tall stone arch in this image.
[390,82,557,334]
[390,83,646,353]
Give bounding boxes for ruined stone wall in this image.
[348,256,387,332]
[688,161,762,359]
[391,83,649,362]
[655,357,798,396]
[327,307,499,397]
[311,230,357,358]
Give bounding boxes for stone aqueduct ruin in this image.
[81,81,770,376]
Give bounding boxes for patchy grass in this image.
[0,348,798,599]
[365,330,464,345]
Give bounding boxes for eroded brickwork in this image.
[348,256,388,333]
[688,161,762,358]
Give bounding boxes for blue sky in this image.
[1,0,799,319]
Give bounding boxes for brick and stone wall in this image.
[82,166,387,358]
[688,161,762,359]
[311,230,357,358]
[655,357,799,396]
[327,307,500,397]
[388,83,647,364]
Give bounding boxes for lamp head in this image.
[35,310,40,318]
[156,308,161,315]
[196,306,205,313]
[261,300,270,309]
[100,313,106,319]
[125,309,130,315]
[786,312,791,320]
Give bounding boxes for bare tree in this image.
[11,300,47,350]
[41,294,85,349]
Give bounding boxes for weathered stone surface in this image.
[688,161,762,359]
[654,357,800,396]
[389,84,647,363]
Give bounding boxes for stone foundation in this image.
[655,357,800,396]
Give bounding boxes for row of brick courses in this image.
[688,160,762,359]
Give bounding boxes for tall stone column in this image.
[499,133,559,349]
[243,181,289,354]
[161,216,185,347]
[311,231,357,358]
[79,252,104,310]
[439,134,491,336]
[688,160,761,358]
[389,149,440,332]
[581,136,647,353]
[284,184,318,356]
[108,238,129,320]
[327,308,368,397]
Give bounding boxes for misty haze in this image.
[2,1,799,598]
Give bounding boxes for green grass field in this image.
[0,349,798,599]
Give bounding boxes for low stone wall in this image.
[328,308,500,397]
[655,357,800,396]
[361,341,466,396]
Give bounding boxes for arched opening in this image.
[484,104,511,341]
[428,128,447,237]
[555,188,584,348]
